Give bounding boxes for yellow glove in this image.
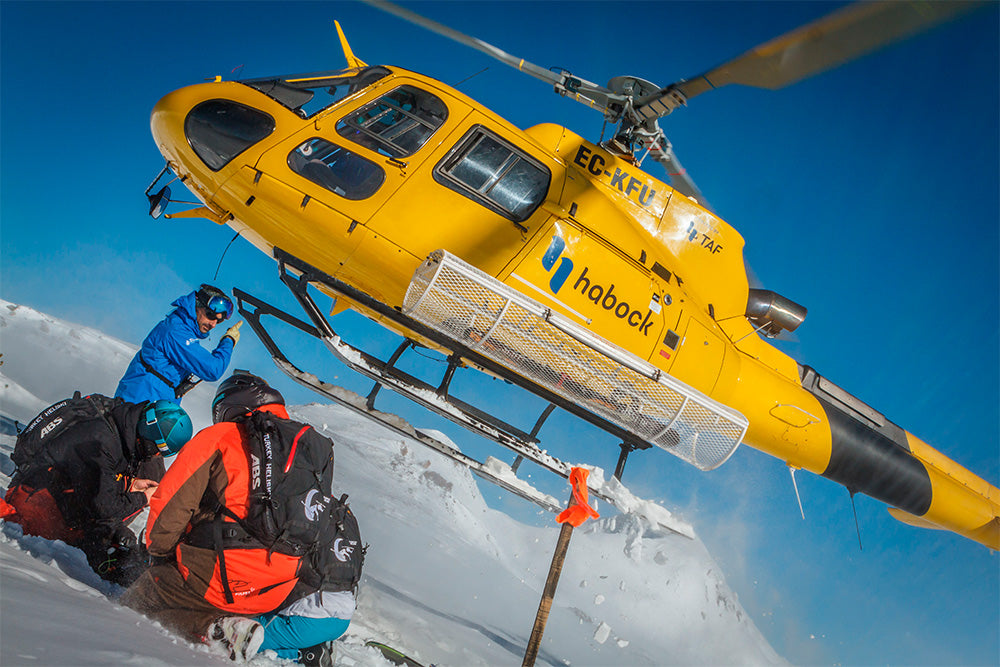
[223,320,243,345]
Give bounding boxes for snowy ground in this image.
[0,300,783,666]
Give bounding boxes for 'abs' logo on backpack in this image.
[249,453,261,489]
[40,417,63,439]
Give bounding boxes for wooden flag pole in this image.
[523,520,574,666]
[522,468,599,667]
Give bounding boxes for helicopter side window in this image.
[434,126,550,222]
[242,66,392,118]
[288,138,386,200]
[335,85,447,158]
[185,100,276,171]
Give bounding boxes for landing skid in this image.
[234,248,690,533]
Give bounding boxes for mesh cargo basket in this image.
[403,250,747,470]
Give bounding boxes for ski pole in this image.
[522,467,599,667]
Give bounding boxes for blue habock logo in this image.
[542,235,573,293]
[541,236,655,335]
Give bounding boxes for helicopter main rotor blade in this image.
[363,0,623,117]
[635,0,984,122]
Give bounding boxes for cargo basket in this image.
[403,250,747,470]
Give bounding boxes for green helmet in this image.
[139,400,193,456]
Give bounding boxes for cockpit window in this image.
[288,138,385,200]
[185,100,276,171]
[434,126,550,222]
[336,85,447,158]
[242,66,392,118]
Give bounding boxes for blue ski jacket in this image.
[115,291,235,404]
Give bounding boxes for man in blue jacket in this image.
[116,284,243,405]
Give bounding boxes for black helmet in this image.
[212,370,285,423]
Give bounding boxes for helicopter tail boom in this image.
[798,366,1000,549]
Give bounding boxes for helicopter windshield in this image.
[241,66,392,118]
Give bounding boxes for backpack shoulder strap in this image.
[138,352,180,393]
[84,394,122,441]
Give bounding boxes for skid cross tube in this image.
[366,340,413,410]
[614,442,638,480]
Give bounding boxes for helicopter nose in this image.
[150,87,194,167]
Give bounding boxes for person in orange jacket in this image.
[122,372,356,665]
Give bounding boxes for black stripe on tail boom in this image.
[800,366,932,516]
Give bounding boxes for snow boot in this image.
[209,617,265,663]
[298,641,334,667]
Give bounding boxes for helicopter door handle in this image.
[386,157,408,169]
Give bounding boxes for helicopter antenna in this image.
[335,20,367,69]
[213,231,241,282]
[453,66,489,88]
[789,467,805,520]
[849,489,864,552]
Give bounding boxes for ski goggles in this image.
[201,294,234,321]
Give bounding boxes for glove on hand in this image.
[223,320,243,345]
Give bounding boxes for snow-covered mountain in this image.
[0,300,783,666]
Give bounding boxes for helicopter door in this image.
[508,222,672,363]
[364,122,553,276]
[664,315,726,396]
[254,83,458,226]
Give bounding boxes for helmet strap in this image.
[144,406,169,455]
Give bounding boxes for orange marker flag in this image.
[556,467,600,527]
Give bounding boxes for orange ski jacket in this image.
[145,404,300,614]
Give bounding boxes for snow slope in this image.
[0,300,783,666]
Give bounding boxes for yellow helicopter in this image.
[144,0,998,549]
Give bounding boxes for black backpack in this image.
[199,410,368,603]
[206,410,337,603]
[12,392,119,476]
[293,493,366,597]
[222,410,336,557]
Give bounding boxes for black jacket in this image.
[17,397,159,530]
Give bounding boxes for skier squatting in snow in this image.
[122,371,361,666]
[0,394,192,585]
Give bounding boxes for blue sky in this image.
[1,1,997,665]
